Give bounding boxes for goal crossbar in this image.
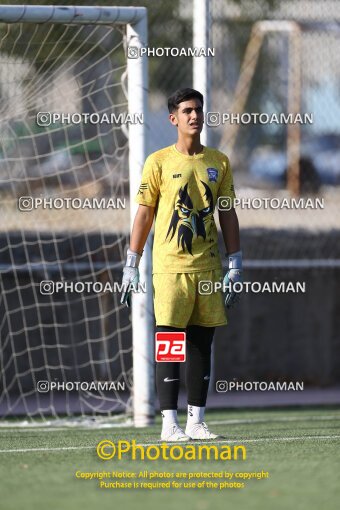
[0,5,146,25]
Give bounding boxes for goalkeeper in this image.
[121,88,241,441]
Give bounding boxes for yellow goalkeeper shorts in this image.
[152,269,227,328]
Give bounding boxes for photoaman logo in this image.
[96,440,246,461]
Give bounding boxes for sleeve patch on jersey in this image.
[138,183,148,194]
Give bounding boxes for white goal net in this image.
[0,5,153,427]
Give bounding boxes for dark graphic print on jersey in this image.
[166,181,214,255]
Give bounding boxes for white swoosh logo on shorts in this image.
[164,377,179,382]
[204,375,210,380]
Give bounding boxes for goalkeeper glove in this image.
[120,249,142,307]
[223,250,243,309]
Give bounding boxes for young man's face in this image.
[169,98,204,136]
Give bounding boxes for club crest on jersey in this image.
[207,167,218,182]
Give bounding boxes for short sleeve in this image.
[135,155,160,207]
[217,155,236,200]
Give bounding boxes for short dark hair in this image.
[168,88,204,113]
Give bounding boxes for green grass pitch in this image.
[0,407,339,510]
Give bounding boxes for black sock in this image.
[185,325,215,407]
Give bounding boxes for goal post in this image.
[126,12,155,428]
[0,5,154,427]
[193,0,212,147]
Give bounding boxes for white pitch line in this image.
[157,435,340,446]
[0,428,72,433]
[1,435,340,454]
[0,414,339,432]
[209,415,340,426]
[0,445,93,453]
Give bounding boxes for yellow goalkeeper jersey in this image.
[135,144,236,274]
